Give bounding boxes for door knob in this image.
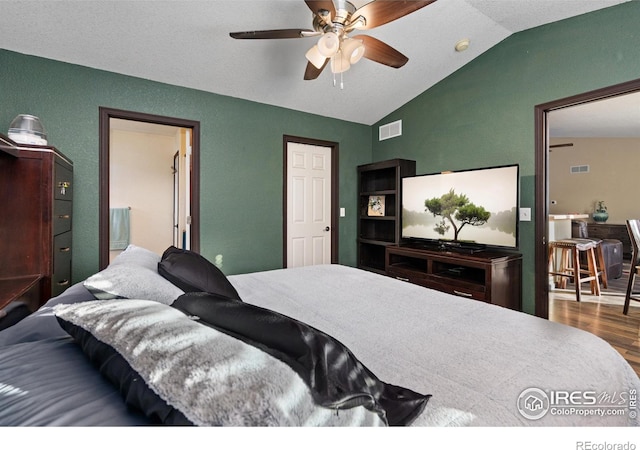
[324,226,330,231]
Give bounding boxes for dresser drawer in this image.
[53,200,72,235]
[54,162,73,200]
[387,267,487,301]
[52,231,72,297]
[428,279,487,302]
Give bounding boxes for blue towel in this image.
[110,208,130,250]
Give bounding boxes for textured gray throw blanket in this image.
[54,300,385,426]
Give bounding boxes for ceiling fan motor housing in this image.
[230,0,438,80]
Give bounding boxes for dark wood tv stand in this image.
[385,244,522,311]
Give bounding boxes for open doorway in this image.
[535,79,640,377]
[534,78,640,318]
[99,108,200,269]
[547,92,640,301]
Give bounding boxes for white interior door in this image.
[286,142,332,267]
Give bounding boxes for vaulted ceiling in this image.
[0,0,632,126]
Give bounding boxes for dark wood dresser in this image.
[0,134,73,313]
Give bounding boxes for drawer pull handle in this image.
[58,214,71,219]
[453,290,473,298]
[57,279,70,286]
[58,181,71,195]
[395,276,410,282]
[59,247,71,252]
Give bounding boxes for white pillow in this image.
[84,245,183,304]
[109,244,162,270]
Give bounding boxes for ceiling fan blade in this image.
[358,35,408,68]
[230,29,316,39]
[351,0,436,30]
[304,0,336,20]
[304,59,329,80]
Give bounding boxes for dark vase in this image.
[593,211,609,223]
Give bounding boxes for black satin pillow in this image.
[158,246,241,300]
[172,292,431,426]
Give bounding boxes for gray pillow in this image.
[84,245,183,304]
[109,244,162,270]
[54,299,386,426]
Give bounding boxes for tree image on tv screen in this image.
[424,189,491,242]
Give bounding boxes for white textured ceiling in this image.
[0,0,632,126]
[550,91,640,138]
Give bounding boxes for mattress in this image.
[1,255,638,427]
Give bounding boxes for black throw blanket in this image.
[172,292,431,426]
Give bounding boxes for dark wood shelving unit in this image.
[357,159,416,274]
[385,244,522,311]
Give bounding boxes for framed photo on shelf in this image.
[368,195,385,216]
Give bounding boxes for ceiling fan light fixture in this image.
[317,32,340,57]
[305,45,326,69]
[330,51,351,74]
[341,38,365,64]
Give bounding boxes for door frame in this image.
[283,135,339,268]
[534,78,640,318]
[98,107,201,270]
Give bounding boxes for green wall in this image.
[372,2,640,313]
[2,2,638,313]
[0,50,372,282]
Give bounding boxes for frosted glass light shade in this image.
[341,38,365,64]
[305,45,326,69]
[330,52,351,74]
[317,32,339,57]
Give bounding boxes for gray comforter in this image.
[229,264,640,426]
[0,264,638,426]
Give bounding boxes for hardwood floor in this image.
[549,293,640,378]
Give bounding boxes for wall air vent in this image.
[570,165,590,174]
[379,120,402,141]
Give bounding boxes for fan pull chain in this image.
[330,54,345,89]
[331,71,344,90]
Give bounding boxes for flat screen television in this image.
[401,164,519,251]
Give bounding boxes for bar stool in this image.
[548,238,601,302]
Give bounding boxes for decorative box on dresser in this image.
[0,133,73,313]
[357,159,416,274]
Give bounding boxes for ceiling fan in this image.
[230,0,437,82]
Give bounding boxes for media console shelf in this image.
[385,245,522,310]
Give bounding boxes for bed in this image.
[1,245,638,427]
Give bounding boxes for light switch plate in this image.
[519,207,531,221]
[340,207,346,217]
